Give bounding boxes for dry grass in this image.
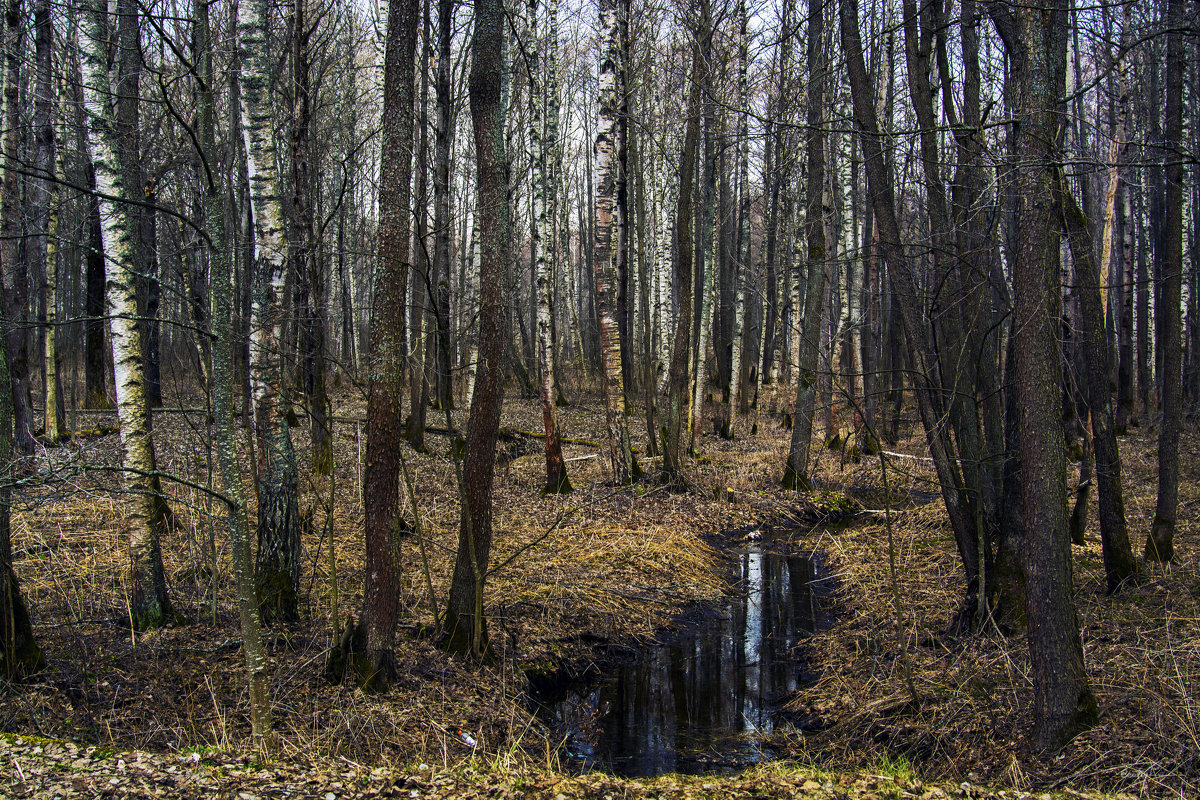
[5,384,1200,798]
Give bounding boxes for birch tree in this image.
[239,0,302,624]
[533,0,571,494]
[593,0,638,484]
[201,0,273,746]
[81,0,176,631]
[781,0,828,491]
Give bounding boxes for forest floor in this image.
[2,379,1197,798]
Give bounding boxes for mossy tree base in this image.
[1144,517,1175,562]
[540,472,573,496]
[256,571,299,624]
[438,607,496,665]
[324,618,399,692]
[780,466,813,492]
[130,595,185,633]
[1,569,45,681]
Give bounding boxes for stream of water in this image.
[530,546,828,777]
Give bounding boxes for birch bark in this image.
[239,0,302,624]
[81,0,175,631]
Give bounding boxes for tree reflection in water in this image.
[535,548,826,776]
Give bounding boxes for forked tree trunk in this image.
[81,1,175,631]
[442,0,510,660]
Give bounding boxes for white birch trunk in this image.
[80,2,174,629]
[593,0,637,483]
[239,0,301,622]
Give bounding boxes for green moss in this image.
[255,570,299,624]
[780,465,813,492]
[540,471,573,496]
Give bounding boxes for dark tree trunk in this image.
[1135,191,1150,421]
[353,0,419,688]
[1146,0,1184,563]
[988,0,1098,749]
[442,0,510,659]
[841,0,981,623]
[2,0,34,459]
[1059,186,1140,590]
[407,3,432,453]
[143,189,161,408]
[661,0,706,484]
[291,0,331,476]
[432,0,455,412]
[0,291,44,682]
[84,182,109,408]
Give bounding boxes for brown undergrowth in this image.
[3,383,1197,798]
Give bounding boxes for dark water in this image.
[530,548,826,777]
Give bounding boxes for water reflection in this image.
[533,549,824,777]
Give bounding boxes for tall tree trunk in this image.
[82,0,176,631]
[1116,180,1134,431]
[407,2,432,452]
[593,0,638,484]
[442,0,510,659]
[348,0,419,688]
[688,102,717,454]
[722,0,750,440]
[781,0,827,491]
[34,0,62,443]
[1,287,43,682]
[114,0,161,409]
[432,0,455,412]
[532,0,570,494]
[987,0,1097,748]
[239,0,302,625]
[661,0,705,484]
[1059,185,1140,590]
[2,0,34,459]
[291,0,331,476]
[1146,0,1184,563]
[841,0,981,620]
[198,0,273,746]
[66,20,111,410]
